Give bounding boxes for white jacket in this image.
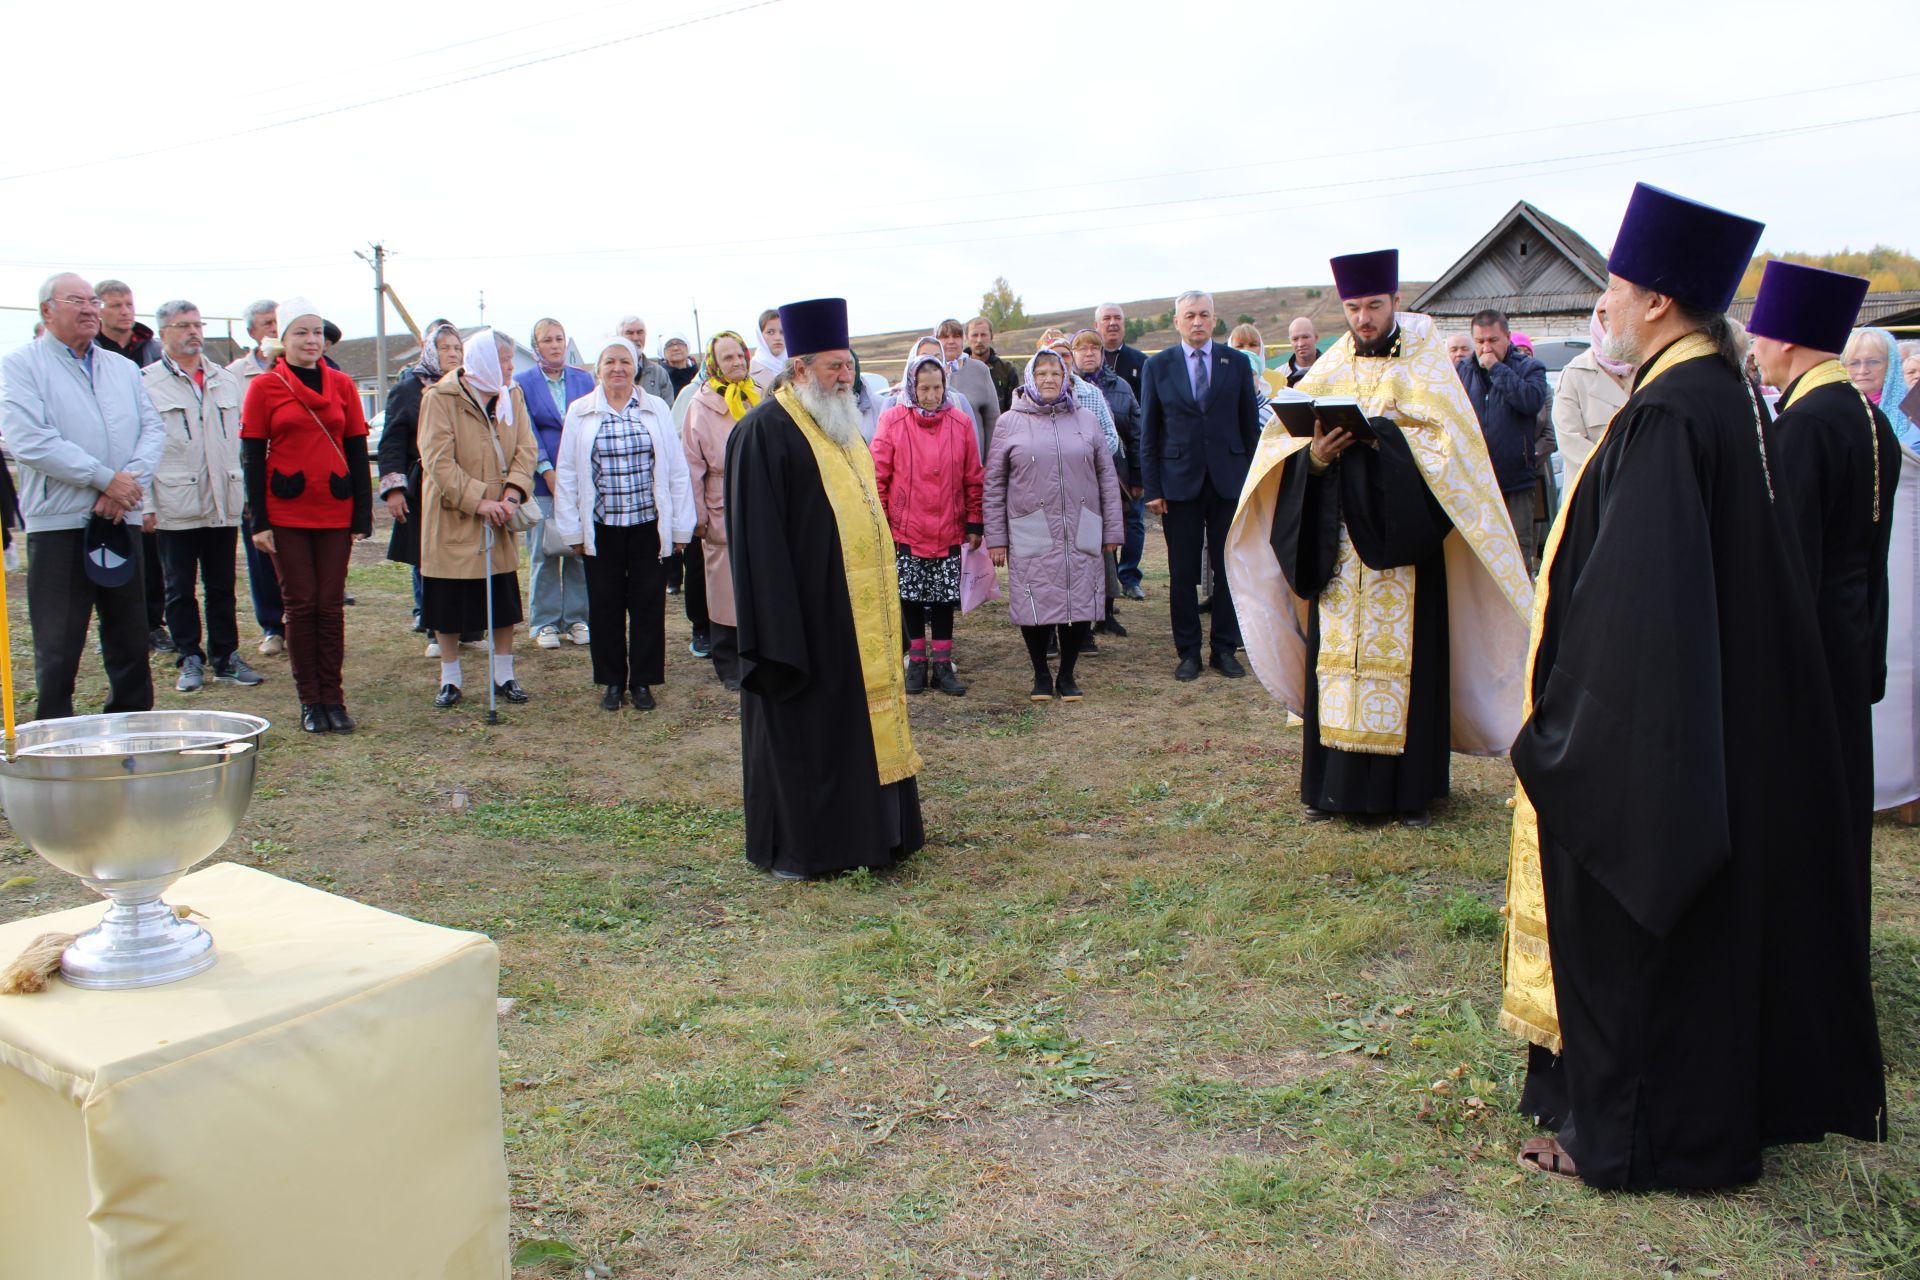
[2,335,164,531]
[553,387,694,558]
[141,355,245,530]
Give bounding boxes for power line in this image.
[403,107,1919,266]
[0,0,783,185]
[849,69,1920,218]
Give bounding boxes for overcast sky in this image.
[1,0,1911,354]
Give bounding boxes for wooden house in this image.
[1409,201,1608,339]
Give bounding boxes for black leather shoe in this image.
[323,704,355,733]
[300,703,329,733]
[1210,650,1246,678]
[601,684,624,711]
[434,683,462,709]
[1174,655,1202,682]
[494,680,530,704]
[1398,809,1432,829]
[631,685,656,710]
[1304,805,1338,823]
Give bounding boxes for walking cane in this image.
[483,518,498,726]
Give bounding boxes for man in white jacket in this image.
[142,300,264,693]
[2,273,165,719]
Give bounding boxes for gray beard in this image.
[1601,314,1640,365]
[795,379,863,447]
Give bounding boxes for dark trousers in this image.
[585,521,665,691]
[271,526,351,705]
[708,622,740,683]
[27,527,154,721]
[1118,496,1146,588]
[157,526,239,666]
[142,533,165,629]
[241,513,284,635]
[1161,487,1240,659]
[683,535,710,632]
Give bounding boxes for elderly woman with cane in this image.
[418,328,538,710]
[554,337,692,711]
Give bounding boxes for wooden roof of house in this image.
[1410,201,1609,318]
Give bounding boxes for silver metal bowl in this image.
[0,710,269,989]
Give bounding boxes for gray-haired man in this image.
[225,298,287,654]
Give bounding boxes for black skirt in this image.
[421,571,523,633]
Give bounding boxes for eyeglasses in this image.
[55,295,102,309]
[163,321,205,332]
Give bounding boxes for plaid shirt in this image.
[590,395,657,526]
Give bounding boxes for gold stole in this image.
[1499,331,1717,1052]
[775,386,923,786]
[1782,359,1881,523]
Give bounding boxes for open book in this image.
[1269,389,1378,443]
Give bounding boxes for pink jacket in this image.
[871,403,984,558]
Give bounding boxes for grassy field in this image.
[3,522,1919,1279]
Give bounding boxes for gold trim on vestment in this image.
[774,387,923,786]
[1499,331,1718,1053]
[1783,358,1881,523]
[1292,320,1533,756]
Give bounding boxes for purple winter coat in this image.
[984,394,1124,626]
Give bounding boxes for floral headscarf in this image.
[1017,349,1074,414]
[901,353,949,421]
[415,321,458,383]
[704,330,760,421]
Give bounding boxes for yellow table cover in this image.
[0,861,509,1279]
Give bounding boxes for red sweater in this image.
[241,360,368,529]
[871,403,984,558]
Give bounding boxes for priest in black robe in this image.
[725,299,924,880]
[1753,261,1900,884]
[1505,184,1884,1191]
[1227,250,1533,829]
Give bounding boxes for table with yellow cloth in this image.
[0,862,509,1279]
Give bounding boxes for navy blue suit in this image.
[1140,341,1261,659]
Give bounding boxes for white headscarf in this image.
[753,317,785,371]
[462,327,514,425]
[592,338,643,414]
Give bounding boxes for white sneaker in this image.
[535,625,562,650]
[424,639,441,658]
[568,622,591,646]
[258,633,285,656]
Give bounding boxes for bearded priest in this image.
[1224,249,1533,829]
[725,298,925,881]
[1504,185,1883,1190]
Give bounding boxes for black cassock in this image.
[725,397,923,877]
[1774,375,1900,885]
[1515,343,1884,1191]
[1270,420,1453,815]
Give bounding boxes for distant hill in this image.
[853,283,1432,376]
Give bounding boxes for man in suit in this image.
[1097,303,1151,598]
[1140,290,1260,681]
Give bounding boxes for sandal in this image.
[1517,1136,1579,1179]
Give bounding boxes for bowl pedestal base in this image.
[61,891,216,990]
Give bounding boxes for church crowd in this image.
[4,177,1920,1195]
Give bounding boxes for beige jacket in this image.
[140,355,246,529]
[681,386,738,627]
[1552,349,1631,481]
[418,372,537,579]
[226,348,274,383]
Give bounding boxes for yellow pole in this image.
[0,546,15,754]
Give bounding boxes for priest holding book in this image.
[1224,250,1532,828]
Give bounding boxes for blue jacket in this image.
[1457,349,1549,494]
[1139,342,1260,504]
[513,365,595,497]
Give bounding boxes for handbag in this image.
[538,513,572,559]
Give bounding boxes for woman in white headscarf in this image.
[749,308,787,394]
[553,337,694,711]
[418,328,538,710]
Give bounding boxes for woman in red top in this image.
[871,353,984,696]
[240,298,373,735]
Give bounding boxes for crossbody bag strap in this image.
[272,371,349,470]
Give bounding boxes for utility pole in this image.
[355,241,390,401]
[691,298,701,354]
[478,290,486,326]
